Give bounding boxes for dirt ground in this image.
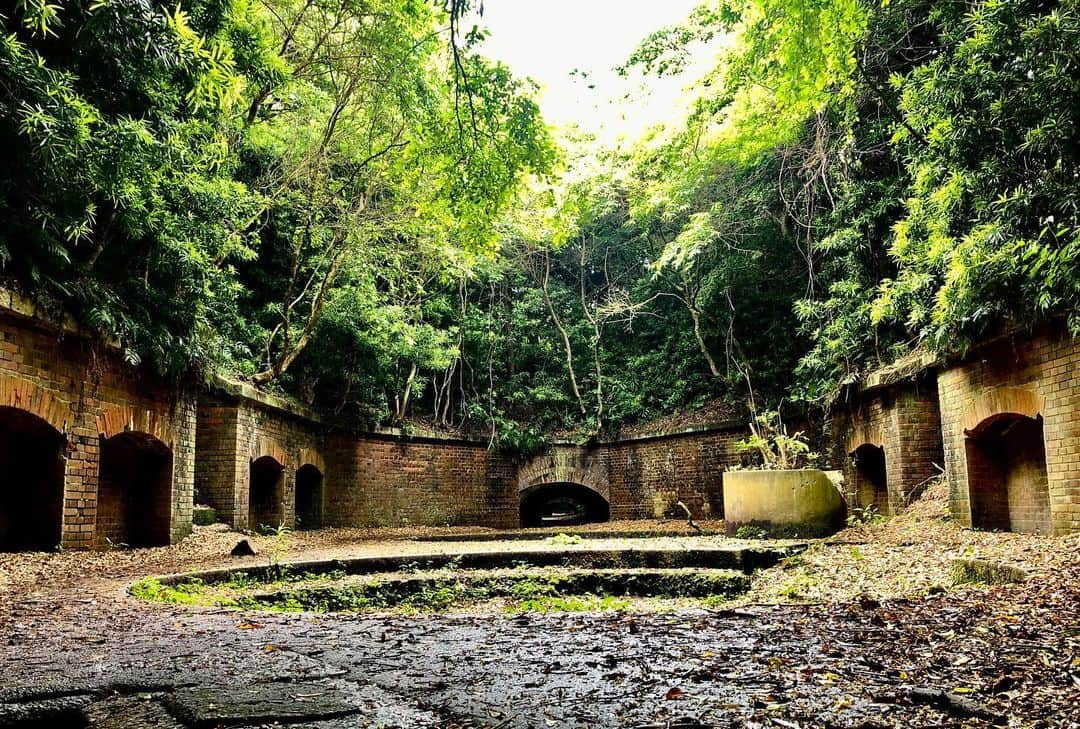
[1,486,1078,728]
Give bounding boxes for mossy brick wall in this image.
[322,434,518,528]
[937,325,1080,535]
[195,393,325,531]
[0,307,195,549]
[830,376,944,515]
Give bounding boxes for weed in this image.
[847,505,886,527]
[735,524,769,540]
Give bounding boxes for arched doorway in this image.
[0,406,66,551]
[851,443,888,514]
[294,464,323,530]
[97,432,173,547]
[965,413,1051,534]
[520,482,609,528]
[249,455,285,532]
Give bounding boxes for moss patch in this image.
[133,568,750,614]
[949,559,1028,586]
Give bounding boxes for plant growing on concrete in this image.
[735,410,818,470]
[265,521,292,581]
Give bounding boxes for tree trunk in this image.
[540,251,586,415]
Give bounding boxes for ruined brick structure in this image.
[195,383,325,532]
[0,292,195,551]
[937,324,1080,535]
[6,286,1078,550]
[513,427,742,525]
[833,323,1079,535]
[830,373,945,515]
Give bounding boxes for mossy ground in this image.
[131,566,749,614]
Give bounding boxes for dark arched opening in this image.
[97,432,173,547]
[851,443,888,514]
[294,464,323,530]
[965,413,1050,534]
[520,482,609,528]
[249,455,285,532]
[0,406,65,551]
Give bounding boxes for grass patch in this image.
[545,533,584,546]
[133,568,750,614]
[512,595,631,613]
[129,577,222,606]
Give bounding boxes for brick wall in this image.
[1,300,756,543]
[603,429,744,520]
[323,434,518,528]
[0,299,195,550]
[322,426,747,529]
[830,376,944,515]
[937,324,1079,535]
[195,390,325,531]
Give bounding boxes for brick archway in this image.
[96,405,175,444]
[850,442,888,514]
[961,387,1043,435]
[517,449,608,502]
[249,455,286,532]
[97,431,173,547]
[294,463,323,531]
[0,375,70,434]
[965,413,1050,534]
[0,405,66,551]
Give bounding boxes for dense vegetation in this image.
[2,0,1077,443]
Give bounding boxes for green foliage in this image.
[545,533,584,546]
[949,559,1028,586]
[734,524,769,540]
[3,0,1075,434]
[846,504,886,527]
[735,411,817,470]
[129,577,209,605]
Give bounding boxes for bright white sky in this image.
[473,1,713,145]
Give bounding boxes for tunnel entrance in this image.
[0,406,66,551]
[520,482,609,528]
[965,413,1051,534]
[294,464,323,530]
[97,432,173,547]
[851,443,888,514]
[250,456,285,532]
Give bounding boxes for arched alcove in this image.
[250,455,285,532]
[520,482,610,528]
[294,464,323,531]
[0,406,66,551]
[97,431,173,547]
[851,443,888,514]
[965,413,1051,534]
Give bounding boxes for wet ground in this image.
[1,518,1078,728]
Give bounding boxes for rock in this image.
[230,539,257,557]
[949,558,1027,585]
[165,682,358,726]
[192,505,218,526]
[0,693,92,727]
[83,695,185,729]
